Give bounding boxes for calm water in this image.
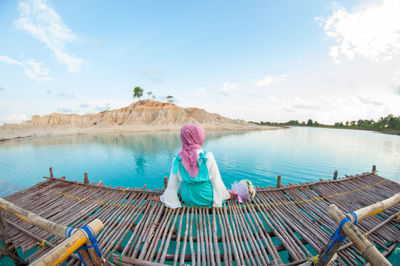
[0,127,399,197]
[1,127,400,264]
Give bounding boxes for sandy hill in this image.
[0,100,267,142]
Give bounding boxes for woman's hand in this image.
[150,195,160,202]
[229,192,237,200]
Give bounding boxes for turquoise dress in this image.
[172,151,214,207]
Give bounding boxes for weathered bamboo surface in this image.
[2,172,400,265]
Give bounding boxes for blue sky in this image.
[1,0,399,125]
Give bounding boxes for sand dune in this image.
[0,100,277,142]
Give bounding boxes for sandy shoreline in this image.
[0,124,284,144]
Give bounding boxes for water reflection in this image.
[7,130,251,155]
[135,156,147,175]
[0,128,398,198]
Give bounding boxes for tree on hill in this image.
[166,95,175,103]
[147,91,153,99]
[133,86,143,101]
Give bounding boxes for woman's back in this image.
[174,150,213,207]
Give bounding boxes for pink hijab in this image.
[179,124,206,178]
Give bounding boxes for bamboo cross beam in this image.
[0,197,66,239]
[315,192,400,266]
[325,204,391,266]
[349,192,400,222]
[31,219,104,266]
[0,197,104,265]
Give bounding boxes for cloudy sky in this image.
[1,0,400,125]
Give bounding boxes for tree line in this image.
[252,114,400,135]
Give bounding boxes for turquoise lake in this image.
[0,127,399,197]
[1,126,400,264]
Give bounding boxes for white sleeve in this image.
[160,158,182,209]
[207,152,230,207]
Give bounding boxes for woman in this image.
[153,124,234,208]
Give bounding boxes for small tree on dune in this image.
[133,86,143,101]
[147,91,153,99]
[166,95,174,103]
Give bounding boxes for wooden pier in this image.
[1,170,399,265]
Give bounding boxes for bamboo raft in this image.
[1,169,400,265]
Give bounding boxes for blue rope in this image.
[323,217,352,262]
[65,225,102,266]
[347,211,358,225]
[77,225,102,258]
[65,226,75,238]
[322,212,359,262]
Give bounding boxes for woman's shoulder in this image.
[203,150,215,160]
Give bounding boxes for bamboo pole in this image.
[111,253,166,266]
[0,210,27,265]
[277,175,282,188]
[164,176,168,189]
[0,197,104,265]
[0,197,66,239]
[31,219,104,266]
[319,204,392,266]
[84,172,89,184]
[351,192,400,222]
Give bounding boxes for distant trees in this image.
[166,95,175,103]
[252,114,400,135]
[287,120,300,126]
[133,86,143,101]
[333,114,400,132]
[132,86,176,103]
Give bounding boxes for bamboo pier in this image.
[1,169,399,265]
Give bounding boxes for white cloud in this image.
[221,82,236,92]
[197,87,206,96]
[393,85,400,95]
[14,0,83,72]
[2,114,29,124]
[254,74,288,87]
[46,89,75,98]
[320,0,400,63]
[56,107,73,113]
[0,55,52,82]
[357,96,383,106]
[25,60,52,81]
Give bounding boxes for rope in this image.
[347,211,358,225]
[111,251,122,266]
[307,254,319,265]
[77,225,102,258]
[65,225,102,266]
[36,240,46,249]
[322,214,358,262]
[323,218,350,262]
[37,179,388,209]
